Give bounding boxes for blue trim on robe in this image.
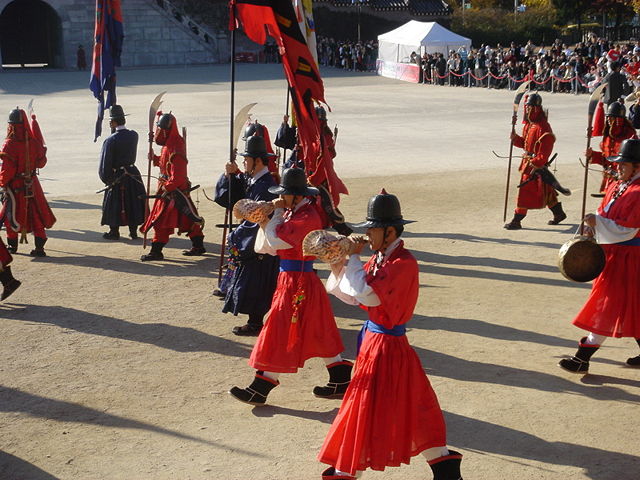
[279,259,314,272]
[357,319,407,354]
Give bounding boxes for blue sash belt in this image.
[279,259,314,272]
[357,319,407,354]
[616,237,640,246]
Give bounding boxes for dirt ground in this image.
[0,66,639,479]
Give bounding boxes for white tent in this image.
[378,21,472,63]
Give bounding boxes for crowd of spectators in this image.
[262,36,379,72]
[262,32,640,99]
[408,35,640,95]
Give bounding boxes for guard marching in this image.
[140,112,205,261]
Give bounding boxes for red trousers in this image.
[152,225,203,243]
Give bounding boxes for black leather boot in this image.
[6,238,17,254]
[183,235,206,256]
[0,266,22,301]
[626,338,640,367]
[140,242,165,261]
[429,450,463,480]
[548,202,567,225]
[30,237,47,257]
[504,213,525,230]
[103,226,120,240]
[313,361,353,399]
[128,225,139,240]
[559,336,599,374]
[321,467,356,480]
[229,373,279,406]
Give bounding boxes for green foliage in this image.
[451,5,560,46]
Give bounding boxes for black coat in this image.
[215,170,280,317]
[99,128,146,227]
[603,71,631,106]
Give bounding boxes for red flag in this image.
[592,101,605,137]
[233,0,325,162]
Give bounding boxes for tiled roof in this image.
[326,0,451,16]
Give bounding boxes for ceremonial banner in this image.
[89,0,124,141]
[233,0,324,161]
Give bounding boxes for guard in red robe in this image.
[0,238,21,301]
[140,112,205,261]
[318,190,462,480]
[587,101,637,197]
[0,108,56,257]
[229,168,350,406]
[307,106,351,235]
[559,139,640,374]
[505,93,567,230]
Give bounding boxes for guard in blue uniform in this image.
[98,105,146,240]
[215,136,280,336]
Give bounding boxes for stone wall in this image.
[0,0,224,68]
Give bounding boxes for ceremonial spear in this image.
[143,91,166,249]
[580,83,607,235]
[503,80,531,222]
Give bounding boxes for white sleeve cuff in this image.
[341,255,381,307]
[263,208,293,251]
[595,214,640,244]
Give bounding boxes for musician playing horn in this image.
[505,93,567,229]
[318,189,463,480]
[559,138,640,374]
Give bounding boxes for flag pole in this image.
[218,0,238,286]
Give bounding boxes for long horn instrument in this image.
[503,80,531,222]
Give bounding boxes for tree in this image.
[552,0,592,25]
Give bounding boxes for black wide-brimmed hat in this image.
[238,135,276,159]
[8,107,22,124]
[352,189,415,228]
[109,105,128,119]
[268,168,319,196]
[610,138,640,163]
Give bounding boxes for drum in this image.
[558,236,606,282]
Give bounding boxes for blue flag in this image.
[89,0,124,141]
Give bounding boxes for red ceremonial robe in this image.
[572,178,640,338]
[512,118,557,210]
[318,242,447,475]
[0,115,56,236]
[307,123,348,206]
[141,122,201,235]
[249,201,344,373]
[590,123,637,193]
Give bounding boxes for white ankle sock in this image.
[422,446,450,461]
[262,371,280,382]
[323,355,343,366]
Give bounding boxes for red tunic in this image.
[572,178,640,337]
[307,124,348,206]
[318,243,447,475]
[590,124,637,193]
[0,124,56,235]
[249,201,344,373]
[141,126,201,234]
[512,118,557,210]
